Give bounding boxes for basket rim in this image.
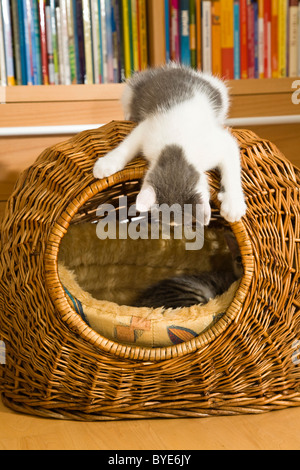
[44,167,254,362]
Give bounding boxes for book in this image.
[111,0,119,81]
[189,0,196,68]
[17,0,28,84]
[288,0,299,77]
[278,0,287,76]
[271,0,279,77]
[45,2,55,83]
[23,0,34,85]
[82,0,93,83]
[2,0,16,85]
[138,0,148,70]
[202,0,212,73]
[240,0,248,79]
[39,0,49,84]
[212,0,222,76]
[220,0,234,79]
[131,0,139,71]
[65,0,76,83]
[122,0,131,78]
[170,0,180,61]
[12,0,22,85]
[233,0,240,79]
[106,0,115,82]
[60,0,71,85]
[0,1,7,85]
[164,0,170,61]
[90,0,101,83]
[180,0,191,66]
[247,0,255,78]
[73,0,86,84]
[258,0,264,77]
[264,0,272,78]
[253,0,259,78]
[49,0,59,84]
[195,0,201,69]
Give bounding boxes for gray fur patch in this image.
[147,144,201,207]
[126,63,223,122]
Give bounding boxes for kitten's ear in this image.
[136,185,156,212]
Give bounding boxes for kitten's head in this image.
[136,145,203,220]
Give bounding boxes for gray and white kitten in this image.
[133,231,243,309]
[93,63,246,225]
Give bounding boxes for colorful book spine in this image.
[17,0,28,84]
[196,0,201,70]
[264,0,272,77]
[111,0,119,81]
[2,0,16,85]
[180,0,191,66]
[11,0,22,85]
[170,0,180,61]
[220,0,234,79]
[114,0,124,81]
[271,0,279,77]
[202,0,212,73]
[82,0,93,83]
[66,0,76,84]
[164,0,170,62]
[122,0,131,78]
[23,0,34,85]
[258,0,264,77]
[288,0,299,76]
[233,0,240,79]
[39,0,49,84]
[105,0,115,82]
[247,0,255,78]
[138,0,148,70]
[60,0,71,85]
[212,0,222,76]
[131,0,139,71]
[189,0,196,68]
[278,0,287,76]
[240,0,248,79]
[73,0,86,84]
[253,0,259,78]
[45,2,55,84]
[100,0,108,82]
[0,1,7,85]
[50,0,59,84]
[91,0,101,83]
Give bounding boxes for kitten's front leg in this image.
[93,124,144,179]
[217,133,247,223]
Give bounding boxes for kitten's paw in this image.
[93,150,125,179]
[218,192,247,223]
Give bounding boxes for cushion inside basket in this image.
[57,221,240,347]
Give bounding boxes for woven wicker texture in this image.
[0,120,299,420]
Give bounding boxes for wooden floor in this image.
[1,125,299,450]
[1,399,300,450]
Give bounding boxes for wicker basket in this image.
[0,121,299,420]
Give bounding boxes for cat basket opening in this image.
[0,121,299,421]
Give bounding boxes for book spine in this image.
[196,0,201,69]
[138,0,148,70]
[128,0,134,72]
[220,0,234,79]
[114,0,124,81]
[189,0,196,68]
[106,0,115,81]
[65,0,76,83]
[240,0,248,79]
[278,0,287,76]
[39,0,49,84]
[264,0,272,77]
[17,0,28,84]
[60,0,71,84]
[111,0,119,81]
[258,0,264,77]
[288,0,299,76]
[91,0,101,83]
[74,0,86,84]
[180,0,191,66]
[50,0,59,84]
[122,0,131,78]
[24,0,34,85]
[212,0,222,76]
[0,2,7,85]
[253,0,259,78]
[202,0,212,73]
[170,0,180,61]
[164,0,170,62]
[233,0,240,79]
[12,0,22,85]
[31,0,42,84]
[131,0,139,71]
[247,0,255,78]
[56,3,64,84]
[82,0,94,83]
[45,3,55,83]
[271,0,279,77]
[2,0,16,85]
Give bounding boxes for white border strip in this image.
[0,115,300,137]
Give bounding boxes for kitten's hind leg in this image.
[93,123,144,179]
